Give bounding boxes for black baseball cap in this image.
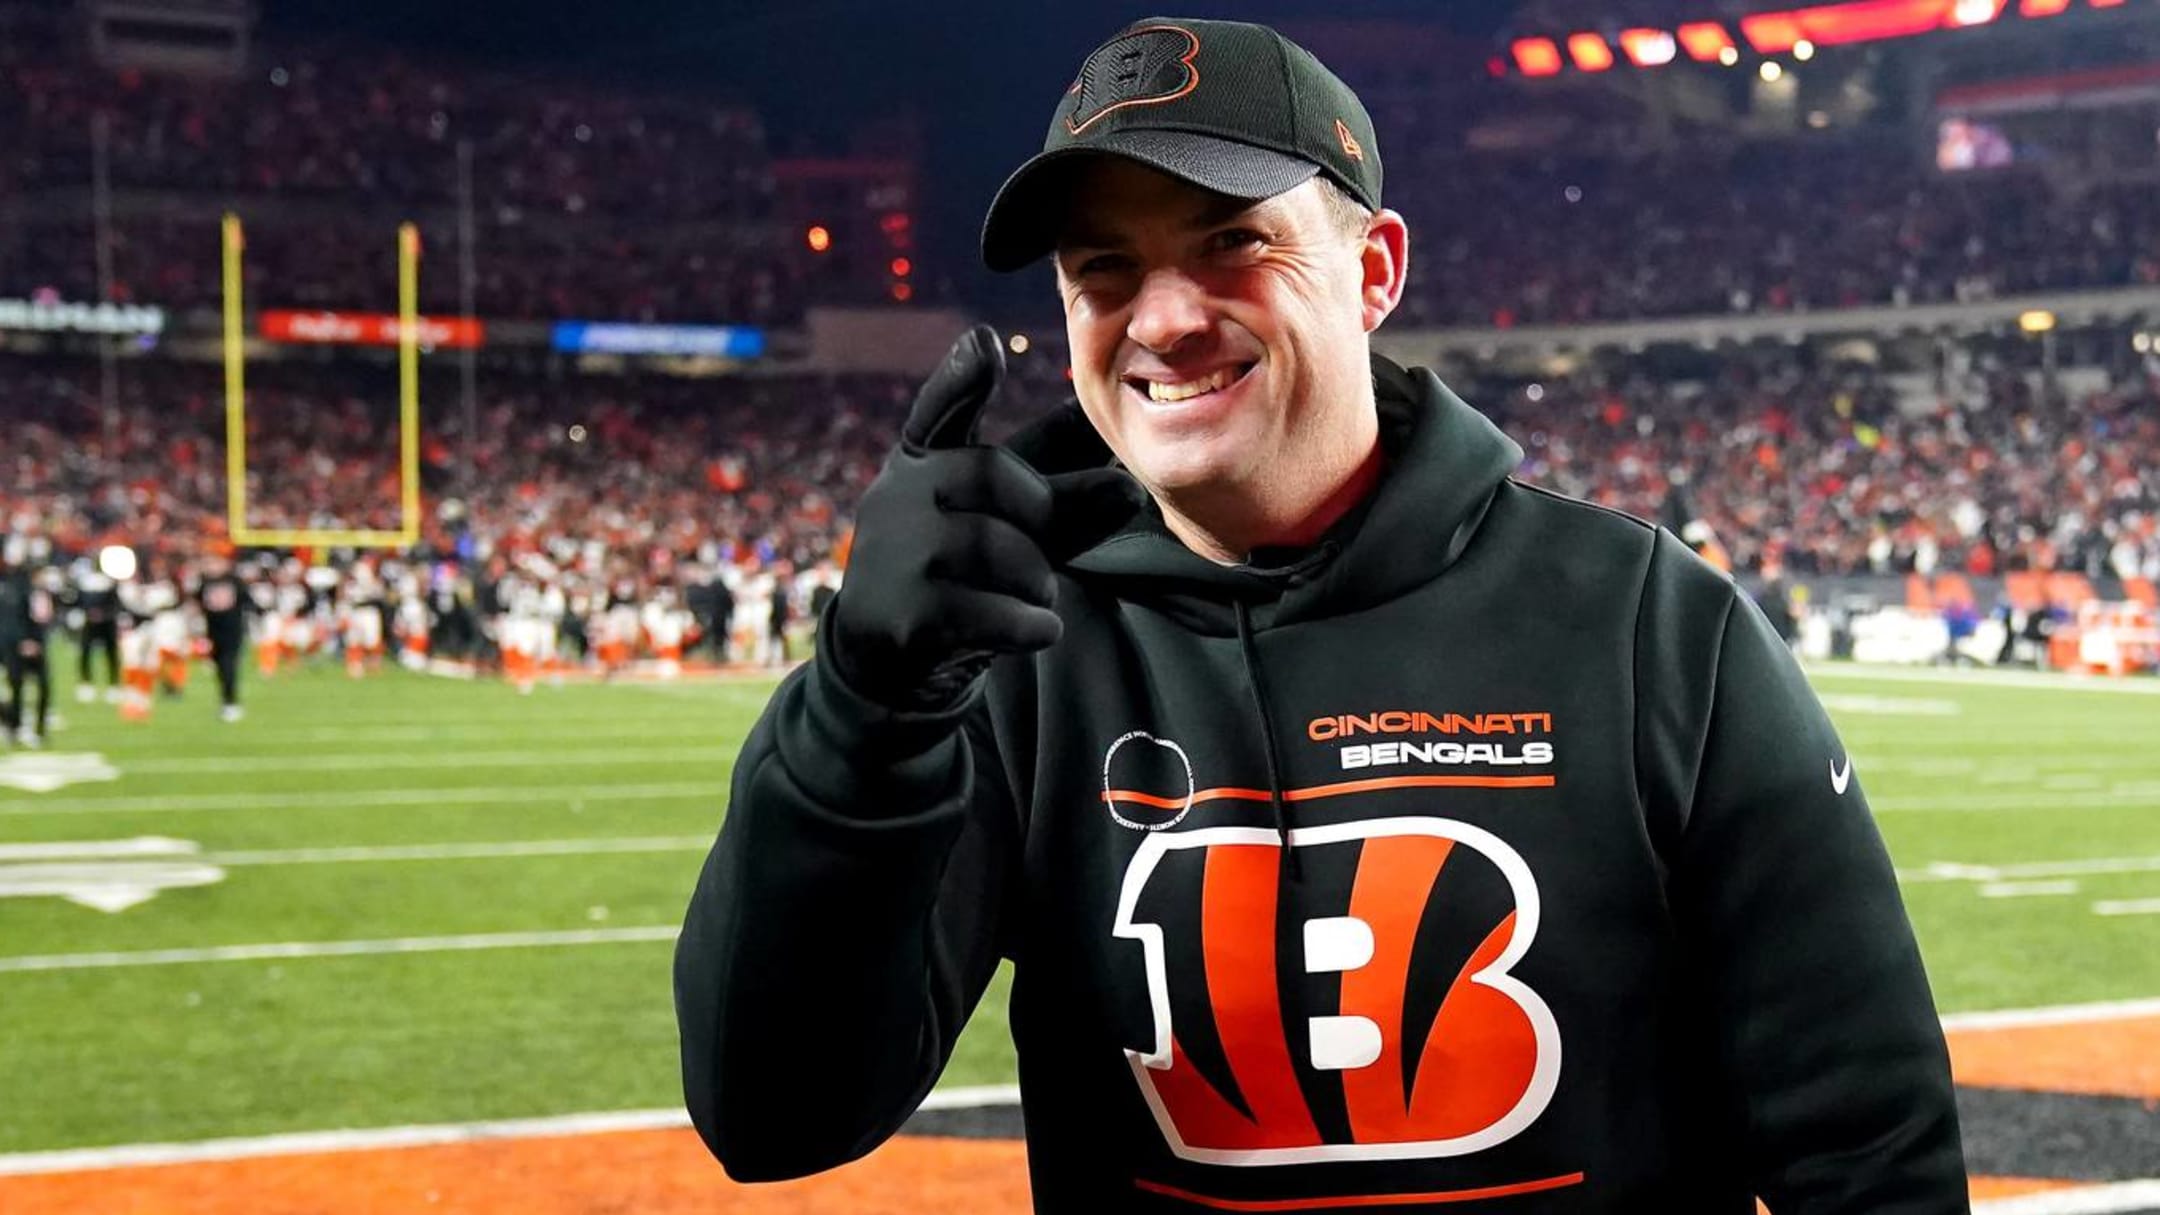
[980,17,1383,273]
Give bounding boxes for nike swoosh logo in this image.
[1831,758,1853,795]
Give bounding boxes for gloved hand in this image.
[826,324,1136,711]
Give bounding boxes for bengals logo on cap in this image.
[1064,24,1201,136]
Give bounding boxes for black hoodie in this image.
[674,358,1966,1213]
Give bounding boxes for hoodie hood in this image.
[1006,354,1523,633]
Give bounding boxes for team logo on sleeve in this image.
[1112,817,1559,1165]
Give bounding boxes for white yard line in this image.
[0,1085,1021,1177]
[1874,790,2160,814]
[203,836,711,866]
[121,747,731,776]
[1980,880,2080,898]
[1806,663,2160,696]
[0,926,681,974]
[0,782,714,817]
[1902,856,2160,884]
[1974,1182,2160,1215]
[125,723,727,748]
[2092,899,2160,917]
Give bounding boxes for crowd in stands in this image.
[1,4,799,324]
[1484,354,2160,584]
[1389,143,2160,329]
[9,3,2160,330]
[4,347,2155,593]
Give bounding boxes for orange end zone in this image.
[0,1130,1030,1215]
[1946,1014,2160,1100]
[0,1129,2104,1215]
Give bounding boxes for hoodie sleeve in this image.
[672,648,1018,1182]
[1635,531,1967,1213]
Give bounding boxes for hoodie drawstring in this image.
[1232,600,1299,880]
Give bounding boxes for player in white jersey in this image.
[148,574,191,699]
[499,572,555,693]
[342,562,387,678]
[115,577,164,721]
[641,584,693,679]
[597,578,642,675]
[394,567,432,669]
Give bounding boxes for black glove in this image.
[827,324,1137,711]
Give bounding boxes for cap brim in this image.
[980,130,1321,273]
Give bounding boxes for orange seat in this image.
[1932,573,1976,609]
[1905,574,1934,611]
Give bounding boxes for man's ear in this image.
[1358,208,1409,333]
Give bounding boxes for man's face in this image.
[1054,161,1403,509]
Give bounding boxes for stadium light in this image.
[1794,38,1817,59]
[889,257,912,277]
[2089,0,2126,9]
[806,226,832,253]
[1761,60,1786,81]
[2018,310,2057,333]
[1951,0,2006,25]
[1619,29,1679,67]
[1511,38,1565,77]
[2018,0,2071,13]
[1009,333,1031,354]
[1678,22,1739,61]
[98,545,138,581]
[1567,33,1616,72]
[1719,46,1743,66]
[2133,333,2152,354]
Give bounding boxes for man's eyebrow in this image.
[1058,193,1282,253]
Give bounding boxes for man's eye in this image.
[1209,229,1264,254]
[1076,255,1131,276]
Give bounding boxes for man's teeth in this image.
[1146,367,1240,403]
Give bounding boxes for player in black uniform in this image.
[72,560,123,703]
[1,541,55,747]
[194,549,252,723]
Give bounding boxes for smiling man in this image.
[675,17,1967,1213]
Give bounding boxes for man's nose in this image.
[1126,269,1211,354]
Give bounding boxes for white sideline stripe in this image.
[2093,898,2160,917]
[0,782,714,817]
[1941,996,2160,1032]
[122,747,731,776]
[1902,856,2160,884]
[0,926,680,974]
[0,1087,1024,1176]
[202,836,712,867]
[1806,663,2160,695]
[1974,1181,2160,1215]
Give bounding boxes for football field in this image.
[1,655,2156,1211]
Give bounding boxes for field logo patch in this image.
[0,752,120,793]
[0,837,223,912]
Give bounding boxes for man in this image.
[194,548,251,723]
[676,18,1964,1212]
[71,557,123,703]
[1,538,54,747]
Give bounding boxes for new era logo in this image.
[1335,118,1364,162]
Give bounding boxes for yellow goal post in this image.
[221,213,423,549]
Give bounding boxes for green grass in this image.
[0,654,2155,1153]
